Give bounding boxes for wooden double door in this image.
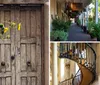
[0,5,43,85]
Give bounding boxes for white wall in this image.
[91,44,100,85]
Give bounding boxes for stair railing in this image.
[58,69,81,85]
[72,69,82,85]
[59,77,73,85]
[59,43,96,85]
[85,43,96,82]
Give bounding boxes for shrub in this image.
[50,30,67,41]
[88,21,100,40]
[76,18,81,26]
[52,18,71,32]
[88,21,95,33]
[93,23,100,40]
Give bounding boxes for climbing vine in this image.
[0,21,21,39]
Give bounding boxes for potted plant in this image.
[50,30,68,41]
[52,17,71,32]
[93,23,100,41]
[89,30,97,39]
[88,21,100,41]
[50,16,71,41]
[76,18,81,26]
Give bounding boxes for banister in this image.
[59,43,96,85]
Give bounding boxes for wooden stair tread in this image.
[78,64,93,85]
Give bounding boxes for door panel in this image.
[0,7,15,85]
[0,5,42,85]
[15,6,42,85]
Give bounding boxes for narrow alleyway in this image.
[68,23,92,41]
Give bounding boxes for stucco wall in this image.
[91,44,100,85]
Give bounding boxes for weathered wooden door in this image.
[0,5,43,85]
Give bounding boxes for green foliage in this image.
[88,21,100,39]
[52,18,71,32]
[0,21,21,39]
[76,18,81,25]
[88,16,94,22]
[88,21,95,32]
[50,30,67,41]
[0,24,4,34]
[92,0,100,12]
[51,16,71,41]
[93,23,100,39]
[90,30,97,38]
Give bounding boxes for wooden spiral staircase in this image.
[59,43,96,85]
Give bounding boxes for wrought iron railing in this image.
[58,69,81,85]
[59,77,73,85]
[72,69,82,85]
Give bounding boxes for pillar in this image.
[82,11,85,26]
[80,13,83,25]
[50,0,57,18]
[95,0,98,24]
[50,0,57,31]
[57,2,62,18]
[96,44,100,84]
[52,43,58,85]
[86,7,89,26]
[96,44,100,75]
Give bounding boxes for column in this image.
[86,7,89,27]
[97,44,100,75]
[82,11,85,26]
[95,0,98,24]
[50,0,57,31]
[50,0,57,17]
[80,13,83,25]
[52,43,58,85]
[96,44,100,85]
[57,2,62,18]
